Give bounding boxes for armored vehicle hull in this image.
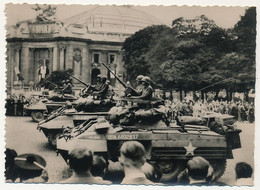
[37,98,116,148]
[25,95,77,122]
[56,117,241,183]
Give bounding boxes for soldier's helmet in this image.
[97,74,102,78]
[141,76,151,84]
[136,75,144,82]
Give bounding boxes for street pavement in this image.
[5,116,255,184]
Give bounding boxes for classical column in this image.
[52,46,58,71]
[59,47,65,70]
[15,48,20,81]
[21,47,29,84]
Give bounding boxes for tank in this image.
[56,97,242,183]
[37,96,116,148]
[25,93,77,122]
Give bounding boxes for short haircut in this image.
[187,156,209,180]
[235,162,253,179]
[120,141,146,165]
[68,148,93,174]
[91,155,107,177]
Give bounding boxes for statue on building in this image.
[73,49,82,78]
[32,4,57,22]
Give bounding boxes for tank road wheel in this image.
[208,159,227,181]
[31,111,44,122]
[47,133,61,149]
[156,160,186,183]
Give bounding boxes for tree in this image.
[122,25,171,83]
[39,69,73,90]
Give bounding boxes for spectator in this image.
[186,156,210,185]
[119,141,154,185]
[14,153,48,183]
[91,155,112,184]
[5,148,19,182]
[235,162,253,186]
[60,147,111,184]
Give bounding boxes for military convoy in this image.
[26,63,242,183]
[56,97,241,183]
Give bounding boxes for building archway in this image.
[91,68,101,85]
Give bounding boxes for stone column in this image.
[82,46,89,82]
[86,49,92,84]
[59,47,65,70]
[15,48,20,81]
[52,46,58,71]
[66,46,73,70]
[21,47,29,84]
[28,48,35,83]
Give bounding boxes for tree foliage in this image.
[122,8,256,100]
[40,69,73,90]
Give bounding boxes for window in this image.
[94,53,100,63]
[109,54,116,64]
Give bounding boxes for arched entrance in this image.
[91,68,101,85]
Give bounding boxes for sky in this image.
[5,4,247,29]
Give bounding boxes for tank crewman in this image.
[135,75,144,95]
[92,76,109,99]
[81,74,102,96]
[137,76,153,100]
[61,79,73,95]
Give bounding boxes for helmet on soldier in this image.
[136,75,144,82]
[97,74,102,78]
[141,76,151,84]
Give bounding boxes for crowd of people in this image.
[166,99,255,123]
[5,141,254,185]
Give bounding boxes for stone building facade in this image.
[6,5,161,93]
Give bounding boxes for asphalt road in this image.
[5,116,255,184]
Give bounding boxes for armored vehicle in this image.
[25,93,77,122]
[56,97,241,183]
[37,96,116,148]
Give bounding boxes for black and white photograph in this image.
[3,1,257,188]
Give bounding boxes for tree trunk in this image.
[244,91,249,102]
[180,88,183,101]
[201,91,204,101]
[214,89,220,101]
[226,89,229,101]
[229,91,233,102]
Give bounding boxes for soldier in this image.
[137,76,153,99]
[135,75,144,96]
[61,79,73,95]
[92,76,109,99]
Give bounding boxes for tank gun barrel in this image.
[101,62,139,96]
[66,72,90,87]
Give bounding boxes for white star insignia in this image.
[184,142,197,156]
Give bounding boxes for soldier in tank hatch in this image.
[135,75,144,96]
[137,76,153,100]
[92,75,109,99]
